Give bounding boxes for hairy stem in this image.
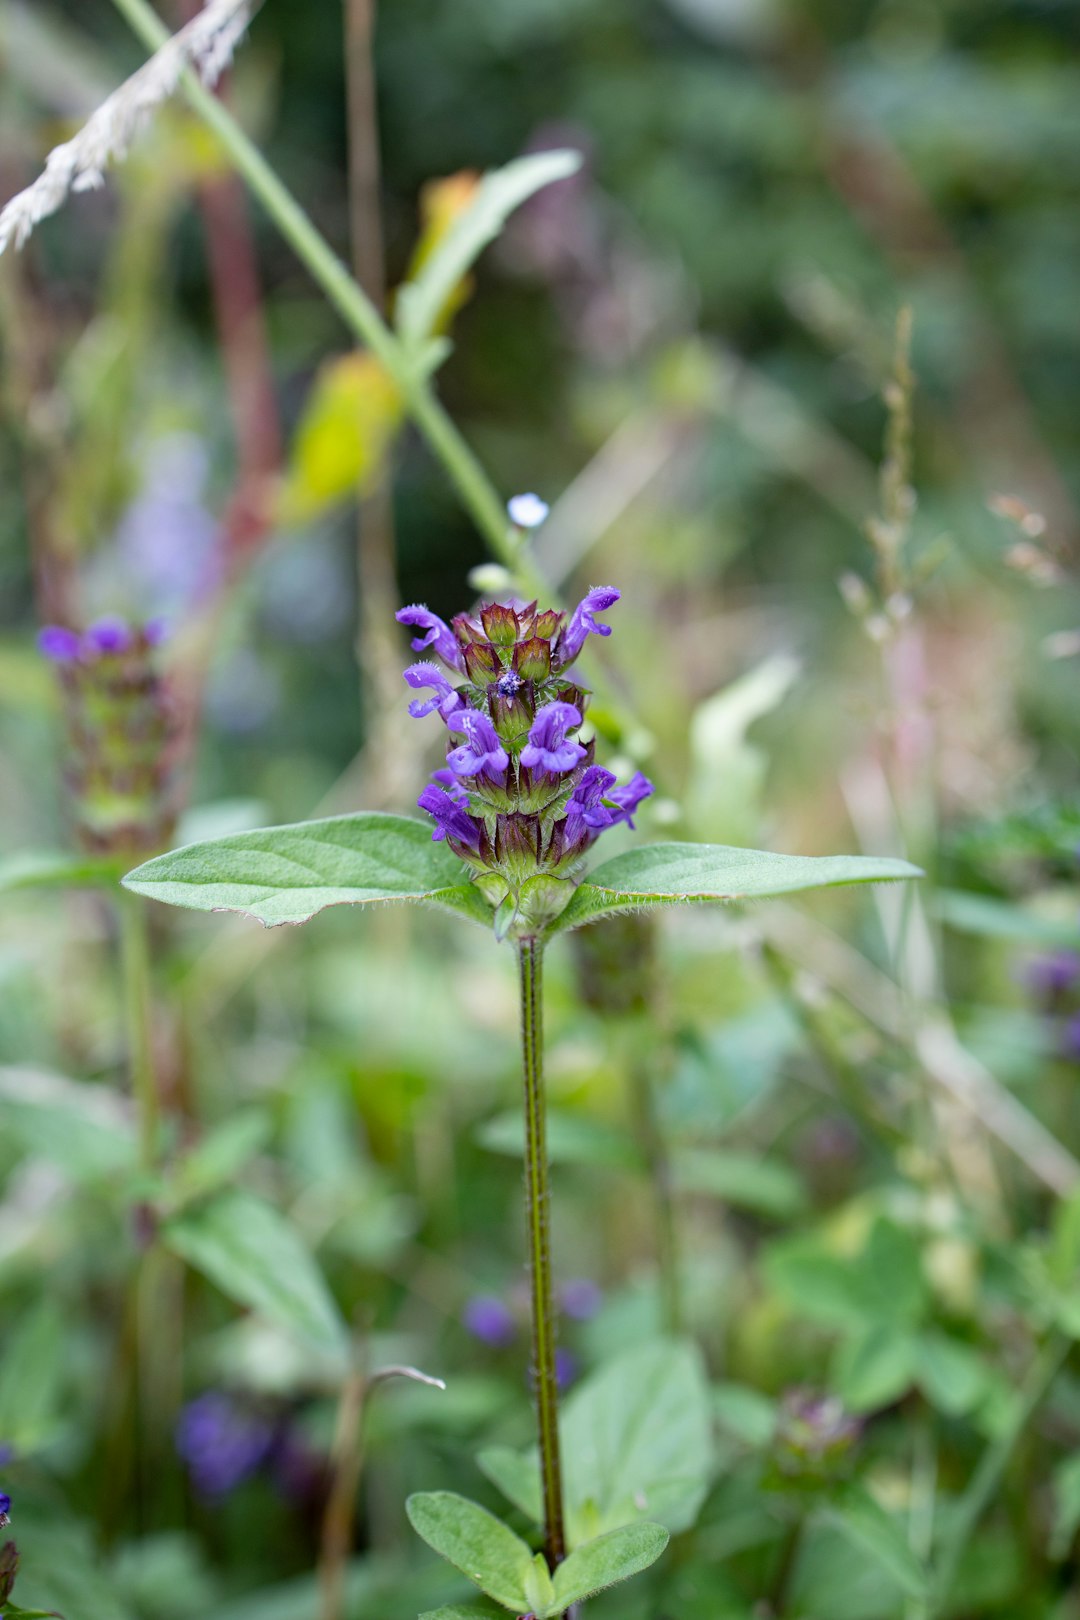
[110,0,520,572]
[518,939,567,1567]
[119,893,158,1171]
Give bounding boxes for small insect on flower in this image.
[396,586,652,938]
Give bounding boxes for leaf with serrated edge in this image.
[552,1522,669,1608]
[122,812,490,928]
[553,842,922,933]
[406,1492,533,1613]
[396,151,581,358]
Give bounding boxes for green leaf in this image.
[1050,1452,1080,1560]
[418,1608,506,1620]
[0,1067,134,1180]
[396,151,582,361]
[713,1383,777,1448]
[162,1190,347,1356]
[164,1109,273,1212]
[936,889,1080,947]
[822,1483,928,1599]
[555,843,922,932]
[122,813,489,928]
[765,1218,927,1331]
[3,1605,64,1618]
[405,1492,533,1613]
[834,1325,917,1413]
[0,1298,66,1452]
[552,1522,669,1609]
[477,1109,641,1170]
[479,1340,712,1545]
[914,1332,992,1417]
[0,849,124,895]
[673,1147,805,1219]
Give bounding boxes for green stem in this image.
[518,940,567,1567]
[109,0,519,572]
[119,893,158,1171]
[929,1333,1068,1616]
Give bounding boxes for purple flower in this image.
[564,766,616,844]
[559,586,620,665]
[176,1393,272,1498]
[418,782,483,850]
[464,1294,517,1348]
[555,1349,578,1389]
[432,767,469,804]
[561,1278,602,1320]
[0,1492,9,1522]
[1026,951,1080,1003]
[446,710,509,784]
[520,701,585,776]
[37,625,81,662]
[84,616,133,656]
[607,771,654,828]
[403,662,466,723]
[1062,1013,1080,1065]
[397,604,462,669]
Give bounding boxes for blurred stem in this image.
[929,1333,1068,1617]
[518,940,567,1567]
[119,893,158,1170]
[623,1021,682,1336]
[320,1349,368,1620]
[111,0,523,578]
[768,1510,805,1616]
[904,1408,937,1620]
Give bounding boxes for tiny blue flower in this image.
[507,493,550,529]
[606,771,654,829]
[558,586,619,664]
[176,1392,273,1499]
[396,604,462,669]
[520,701,585,776]
[446,709,509,784]
[84,616,133,656]
[0,1492,10,1523]
[463,1294,517,1347]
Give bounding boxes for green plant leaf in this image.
[479,1340,712,1545]
[162,1189,347,1356]
[0,1067,135,1180]
[765,1218,927,1331]
[835,1325,917,1413]
[418,1608,506,1620]
[0,1298,66,1452]
[163,1109,273,1213]
[395,151,582,361]
[822,1483,928,1599]
[552,1522,669,1608]
[914,1331,992,1417]
[405,1492,533,1613]
[477,1108,641,1170]
[673,1147,806,1219]
[554,843,922,932]
[0,849,124,895]
[122,813,489,928]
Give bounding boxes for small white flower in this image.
[507,493,550,529]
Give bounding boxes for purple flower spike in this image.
[84,616,133,656]
[559,586,620,664]
[464,1294,517,1347]
[397,604,462,669]
[521,701,585,776]
[607,771,654,829]
[37,625,81,663]
[564,766,616,844]
[446,709,509,784]
[404,662,466,723]
[418,782,482,850]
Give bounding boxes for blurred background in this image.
[2,0,1080,1616]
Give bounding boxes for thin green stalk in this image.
[929,1333,1068,1616]
[119,893,158,1170]
[518,939,567,1567]
[110,0,519,572]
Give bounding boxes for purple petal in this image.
[520,700,585,776]
[606,771,653,828]
[559,586,620,664]
[37,625,81,663]
[396,604,462,669]
[84,616,133,656]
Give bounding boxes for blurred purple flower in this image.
[112,433,222,619]
[1062,1013,1080,1065]
[176,1393,273,1498]
[1026,951,1080,1003]
[84,616,133,656]
[37,626,81,663]
[0,1492,10,1523]
[560,1278,602,1320]
[464,1294,517,1348]
[555,1349,578,1389]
